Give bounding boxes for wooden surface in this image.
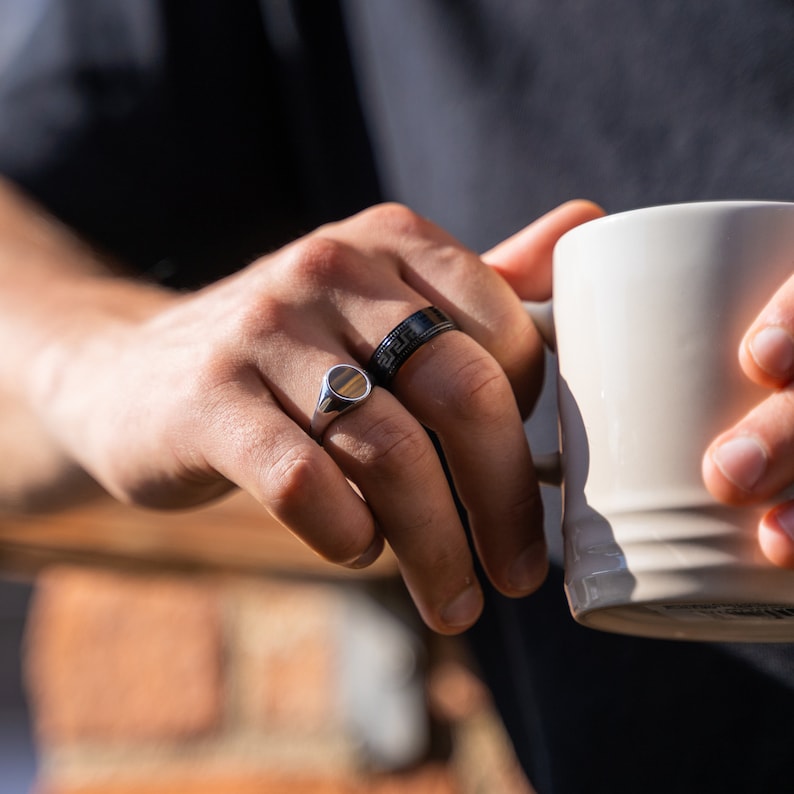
[0,490,398,580]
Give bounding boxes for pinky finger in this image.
[201,387,382,569]
[759,501,794,569]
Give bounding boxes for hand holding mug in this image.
[22,198,602,635]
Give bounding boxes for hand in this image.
[703,272,794,568]
[23,200,603,633]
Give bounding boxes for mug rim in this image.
[556,199,794,246]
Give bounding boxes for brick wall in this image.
[22,565,534,794]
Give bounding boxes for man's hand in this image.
[1,180,602,633]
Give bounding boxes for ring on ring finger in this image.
[309,364,374,444]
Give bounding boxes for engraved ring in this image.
[310,364,374,443]
[368,306,458,387]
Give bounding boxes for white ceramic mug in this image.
[532,200,794,641]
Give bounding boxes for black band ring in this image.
[368,306,458,386]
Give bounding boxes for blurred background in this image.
[0,496,533,794]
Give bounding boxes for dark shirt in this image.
[0,0,380,285]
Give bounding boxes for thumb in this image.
[483,200,605,300]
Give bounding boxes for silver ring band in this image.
[310,364,374,443]
[368,306,458,386]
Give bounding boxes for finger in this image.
[759,501,794,569]
[325,388,484,635]
[198,370,382,568]
[482,199,606,299]
[388,330,548,599]
[738,272,794,388]
[703,386,794,505]
[211,340,484,634]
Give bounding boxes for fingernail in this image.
[749,326,794,380]
[441,583,482,628]
[346,535,384,569]
[508,541,549,593]
[712,435,768,492]
[773,503,794,542]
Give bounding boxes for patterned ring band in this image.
[310,364,374,444]
[368,306,459,387]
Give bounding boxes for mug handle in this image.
[523,300,562,486]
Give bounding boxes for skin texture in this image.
[0,178,604,633]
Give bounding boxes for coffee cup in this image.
[530,200,794,641]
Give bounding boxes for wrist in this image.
[25,275,177,415]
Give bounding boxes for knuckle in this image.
[421,541,468,577]
[282,235,357,292]
[264,444,323,513]
[205,282,284,351]
[365,202,428,237]
[194,351,243,391]
[349,414,431,478]
[262,444,371,566]
[235,293,288,346]
[215,242,354,346]
[502,487,545,533]
[443,354,515,424]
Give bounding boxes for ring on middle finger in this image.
[368,306,458,387]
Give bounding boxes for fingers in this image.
[704,271,794,569]
[704,273,794,505]
[181,285,485,632]
[315,205,554,611]
[200,363,484,634]
[262,204,578,628]
[325,388,485,634]
[392,332,548,597]
[322,328,548,633]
